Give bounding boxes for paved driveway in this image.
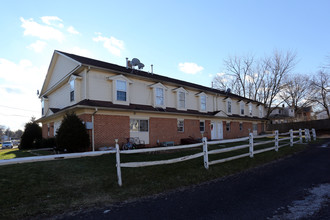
[59,139,330,220]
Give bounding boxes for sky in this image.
[1,0,330,131]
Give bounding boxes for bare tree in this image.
[309,70,330,119]
[213,50,297,118]
[279,74,312,111]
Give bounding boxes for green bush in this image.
[41,138,56,148]
[19,121,42,150]
[56,112,90,152]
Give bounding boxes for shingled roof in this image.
[57,50,261,104]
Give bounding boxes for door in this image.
[217,122,223,139]
[211,123,216,140]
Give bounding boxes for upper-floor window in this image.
[70,79,75,102]
[249,103,253,116]
[41,98,45,116]
[179,91,185,109]
[116,80,127,101]
[156,88,164,106]
[240,102,245,115]
[150,82,167,108]
[174,87,188,110]
[201,95,206,111]
[107,74,132,106]
[227,100,232,114]
[259,106,263,118]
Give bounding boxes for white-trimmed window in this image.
[239,122,243,131]
[253,123,258,131]
[177,119,184,132]
[200,121,205,133]
[249,103,253,116]
[174,87,188,110]
[116,80,127,101]
[70,78,75,102]
[240,101,245,115]
[107,75,133,105]
[259,106,263,118]
[227,100,232,114]
[201,95,206,111]
[179,92,185,109]
[196,92,207,112]
[156,87,164,106]
[130,119,149,132]
[226,122,231,132]
[150,82,167,108]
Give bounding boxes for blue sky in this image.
[1,0,330,130]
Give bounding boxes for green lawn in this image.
[0,140,313,219]
[0,148,54,160]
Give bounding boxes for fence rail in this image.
[115,128,316,186]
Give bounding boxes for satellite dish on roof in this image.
[131,58,141,66]
[131,58,144,70]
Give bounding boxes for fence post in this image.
[275,130,279,152]
[249,133,254,158]
[203,137,209,169]
[304,129,309,142]
[312,128,316,141]
[307,129,311,142]
[115,139,122,186]
[290,129,293,147]
[299,129,302,143]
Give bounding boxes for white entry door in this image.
[211,121,223,140]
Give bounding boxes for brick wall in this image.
[223,121,255,139]
[149,118,210,146]
[93,114,129,148]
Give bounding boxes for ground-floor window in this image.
[130,119,149,132]
[177,119,184,132]
[253,123,258,131]
[226,122,230,132]
[200,121,205,133]
[239,122,243,131]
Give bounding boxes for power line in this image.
[0,104,39,113]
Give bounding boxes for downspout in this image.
[91,107,98,151]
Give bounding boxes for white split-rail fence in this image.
[0,128,317,186]
[115,128,316,186]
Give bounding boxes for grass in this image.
[0,148,54,160]
[0,139,315,219]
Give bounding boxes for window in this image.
[116,80,127,101]
[253,124,258,131]
[239,122,243,131]
[226,122,230,132]
[249,104,253,116]
[156,87,164,106]
[259,106,263,118]
[41,98,45,115]
[177,119,184,132]
[130,119,149,132]
[227,100,232,114]
[179,91,185,109]
[200,121,205,133]
[201,95,206,111]
[240,102,244,115]
[70,79,75,102]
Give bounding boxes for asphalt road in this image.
[59,139,330,220]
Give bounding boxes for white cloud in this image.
[0,58,45,130]
[178,62,204,74]
[67,26,80,35]
[93,35,124,57]
[68,47,92,57]
[216,72,226,77]
[20,17,65,42]
[41,16,64,28]
[27,40,47,53]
